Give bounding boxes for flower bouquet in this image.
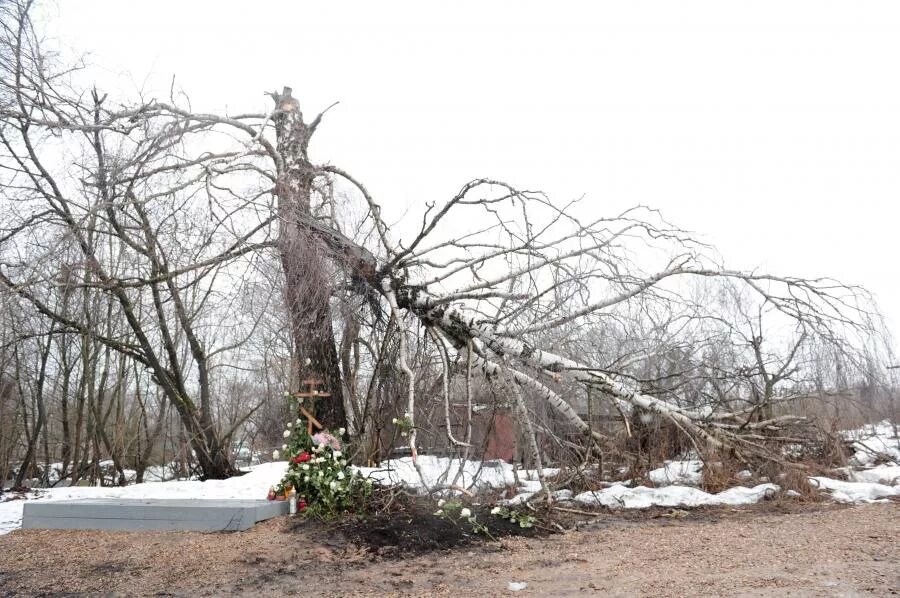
[270,413,371,516]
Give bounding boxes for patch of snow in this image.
[574,483,778,509]
[849,443,900,467]
[809,476,900,503]
[843,420,900,466]
[841,420,898,442]
[783,443,805,459]
[355,456,557,493]
[501,488,573,506]
[517,479,543,494]
[600,479,634,488]
[15,460,190,488]
[848,465,900,486]
[553,489,573,501]
[647,460,703,487]
[503,492,535,506]
[142,463,188,483]
[499,487,573,507]
[508,582,528,591]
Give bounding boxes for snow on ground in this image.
[502,488,574,506]
[822,420,900,501]
[356,455,557,492]
[647,460,703,487]
[809,476,900,503]
[842,420,900,466]
[13,461,189,488]
[574,483,779,509]
[0,462,288,536]
[1,457,554,535]
[3,424,899,536]
[639,422,900,507]
[848,465,900,486]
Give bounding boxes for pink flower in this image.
[311,432,342,451]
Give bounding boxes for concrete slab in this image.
[22,498,289,532]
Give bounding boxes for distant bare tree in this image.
[0,1,273,477]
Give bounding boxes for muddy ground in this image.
[0,501,896,597]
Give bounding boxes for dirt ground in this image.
[0,501,896,597]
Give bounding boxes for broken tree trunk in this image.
[272,87,347,431]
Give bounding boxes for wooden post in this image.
[293,379,331,435]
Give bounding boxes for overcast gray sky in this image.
[45,1,900,345]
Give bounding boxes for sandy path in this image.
[0,502,896,596]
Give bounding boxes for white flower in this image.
[332,450,342,458]
[304,357,312,366]
[391,417,398,424]
[283,430,290,438]
[337,471,345,480]
[329,481,338,490]
[437,499,446,507]
[296,418,302,425]
[491,506,502,515]
[460,508,472,518]
[281,444,287,451]
[286,422,293,429]
[301,464,309,471]
[338,427,346,435]
[272,450,280,460]
[283,391,291,397]
[318,471,323,477]
[434,509,444,516]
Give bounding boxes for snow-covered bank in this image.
[571,474,899,509]
[574,483,779,509]
[849,465,900,486]
[356,455,556,491]
[810,476,900,503]
[360,453,899,509]
[624,420,900,507]
[648,460,703,487]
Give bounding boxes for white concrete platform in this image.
[22,498,289,532]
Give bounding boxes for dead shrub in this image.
[700,451,744,494]
[815,427,851,467]
[754,461,826,502]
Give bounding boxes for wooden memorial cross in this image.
[293,378,331,435]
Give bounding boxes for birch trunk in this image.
[272,87,347,431]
